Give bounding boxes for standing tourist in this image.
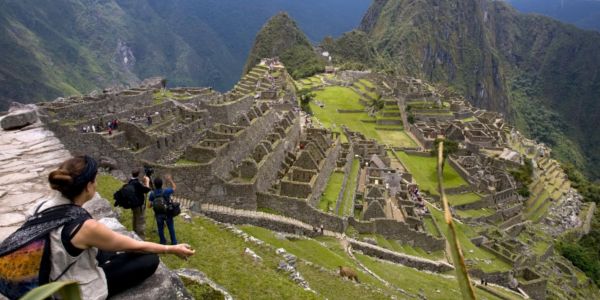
[149,175,178,245]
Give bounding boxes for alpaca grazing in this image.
[338,266,359,283]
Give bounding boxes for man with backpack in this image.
[148,174,178,245]
[128,169,151,240]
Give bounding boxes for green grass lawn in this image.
[309,86,416,147]
[355,253,503,300]
[358,79,374,89]
[396,152,468,195]
[525,189,549,219]
[240,226,396,294]
[455,208,495,219]
[318,172,344,213]
[447,193,482,206]
[360,234,445,261]
[339,159,360,216]
[352,81,378,100]
[427,204,512,273]
[423,215,442,238]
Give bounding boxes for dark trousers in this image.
[155,214,177,245]
[98,251,159,297]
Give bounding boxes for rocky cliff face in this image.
[354,0,600,179]
[358,0,508,113]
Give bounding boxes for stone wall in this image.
[335,149,354,215]
[580,202,597,235]
[200,204,320,237]
[256,192,346,232]
[254,119,301,193]
[308,138,342,205]
[210,109,280,178]
[347,217,445,252]
[467,269,511,287]
[517,268,547,300]
[349,240,453,273]
[447,157,475,185]
[44,121,141,174]
[205,95,254,125]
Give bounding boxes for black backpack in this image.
[152,190,169,214]
[0,203,90,299]
[113,180,141,209]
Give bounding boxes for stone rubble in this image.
[543,189,583,236]
[175,268,233,300]
[275,248,313,292]
[243,247,263,263]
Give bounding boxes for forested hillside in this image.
[507,0,600,32]
[0,0,370,110]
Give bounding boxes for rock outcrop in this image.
[0,104,38,130]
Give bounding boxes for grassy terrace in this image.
[525,189,550,221]
[423,216,442,238]
[455,208,495,219]
[447,192,482,206]
[338,159,360,216]
[355,254,503,300]
[352,79,378,99]
[396,151,468,195]
[318,171,344,213]
[309,86,417,147]
[427,203,512,273]
[360,233,445,261]
[241,226,396,297]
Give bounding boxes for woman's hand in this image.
[166,243,195,259]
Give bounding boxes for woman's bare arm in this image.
[71,219,194,258]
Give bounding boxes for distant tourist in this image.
[7,156,194,299]
[149,175,178,245]
[147,115,153,126]
[129,169,152,239]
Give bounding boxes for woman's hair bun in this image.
[48,169,74,192]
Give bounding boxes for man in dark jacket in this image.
[130,169,151,239]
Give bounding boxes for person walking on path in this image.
[149,175,178,245]
[129,169,151,240]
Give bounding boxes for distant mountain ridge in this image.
[337,0,600,179]
[507,0,600,32]
[0,0,370,110]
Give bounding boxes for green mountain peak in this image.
[244,12,324,79]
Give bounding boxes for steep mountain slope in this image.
[507,0,600,32]
[244,13,324,79]
[0,0,233,110]
[0,0,370,110]
[351,0,600,179]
